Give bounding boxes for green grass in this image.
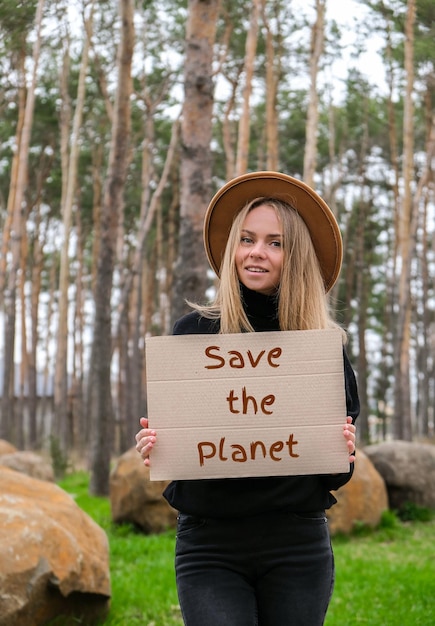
[57,471,182,626]
[325,518,435,625]
[58,472,435,626]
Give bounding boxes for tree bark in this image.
[303,0,325,187]
[54,2,94,453]
[393,0,416,441]
[0,0,45,442]
[417,106,435,436]
[171,0,221,325]
[89,0,134,495]
[235,0,263,176]
[262,2,281,171]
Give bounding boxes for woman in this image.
[136,171,359,626]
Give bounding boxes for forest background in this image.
[0,0,433,495]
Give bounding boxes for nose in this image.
[249,241,266,258]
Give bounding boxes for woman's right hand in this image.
[135,417,156,467]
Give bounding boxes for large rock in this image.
[364,440,435,510]
[0,450,54,482]
[110,447,177,533]
[327,449,388,534]
[0,439,17,456]
[0,467,110,626]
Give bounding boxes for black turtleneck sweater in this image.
[163,286,360,518]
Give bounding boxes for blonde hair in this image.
[191,198,341,334]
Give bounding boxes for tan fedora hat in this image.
[203,171,343,292]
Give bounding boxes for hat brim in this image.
[203,171,342,293]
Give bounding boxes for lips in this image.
[245,266,268,273]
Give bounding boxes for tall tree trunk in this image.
[393,0,416,441]
[412,110,435,436]
[382,4,401,433]
[353,96,371,443]
[0,0,45,442]
[355,198,370,444]
[114,118,180,450]
[37,259,56,441]
[418,107,435,436]
[303,0,325,187]
[417,193,429,437]
[171,0,221,325]
[262,2,281,171]
[222,77,239,180]
[54,2,94,453]
[0,38,28,308]
[89,0,134,496]
[235,0,263,176]
[214,6,238,179]
[16,223,29,449]
[114,117,180,338]
[72,204,86,453]
[163,164,180,335]
[28,204,44,447]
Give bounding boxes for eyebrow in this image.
[241,229,283,238]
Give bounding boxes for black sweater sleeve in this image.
[343,348,360,425]
[320,348,360,491]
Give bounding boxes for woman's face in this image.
[235,204,284,295]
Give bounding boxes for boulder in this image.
[0,439,17,456]
[327,449,388,535]
[110,447,177,533]
[0,467,110,626]
[0,450,54,482]
[364,440,435,510]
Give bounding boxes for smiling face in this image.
[235,204,284,295]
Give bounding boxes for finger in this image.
[140,433,156,453]
[135,417,154,443]
[343,419,356,434]
[140,439,156,466]
[138,441,149,459]
[135,429,148,444]
[345,432,355,442]
[346,433,356,461]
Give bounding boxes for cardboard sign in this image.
[145,329,349,480]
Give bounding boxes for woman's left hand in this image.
[343,416,356,463]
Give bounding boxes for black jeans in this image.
[175,508,334,626]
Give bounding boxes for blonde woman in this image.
[136,172,358,626]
